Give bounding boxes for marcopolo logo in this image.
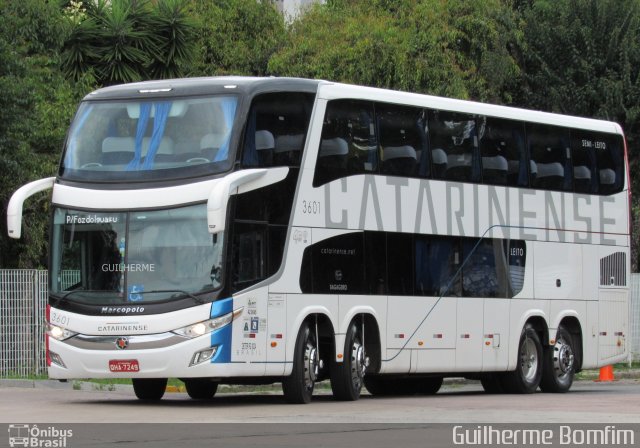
[8,424,73,447]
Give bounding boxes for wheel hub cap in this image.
[554,339,574,375]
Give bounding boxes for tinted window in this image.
[429,110,479,182]
[593,134,624,195]
[377,104,427,177]
[415,236,461,297]
[365,232,387,294]
[242,92,314,168]
[462,239,500,297]
[505,239,526,296]
[309,232,365,294]
[479,117,527,187]
[528,124,572,191]
[314,100,378,186]
[231,222,266,292]
[570,131,598,194]
[387,233,413,295]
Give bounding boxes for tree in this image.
[268,0,520,101]
[190,0,286,76]
[61,0,197,85]
[0,0,89,269]
[513,0,640,268]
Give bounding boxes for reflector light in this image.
[190,347,218,366]
[271,342,277,348]
[49,351,66,368]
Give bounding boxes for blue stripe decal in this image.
[210,297,233,363]
[210,297,233,318]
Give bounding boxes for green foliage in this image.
[190,0,286,76]
[61,0,197,85]
[0,0,90,269]
[513,0,640,268]
[268,0,520,101]
[2,0,640,269]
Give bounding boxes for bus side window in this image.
[387,233,414,295]
[308,232,365,294]
[364,232,387,294]
[570,131,597,194]
[595,134,624,195]
[313,100,377,186]
[231,222,266,292]
[429,110,480,183]
[377,104,425,178]
[415,236,461,297]
[527,124,572,191]
[242,92,314,168]
[479,117,527,187]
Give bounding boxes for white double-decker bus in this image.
[8,77,630,403]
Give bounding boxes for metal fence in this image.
[0,270,47,377]
[1,269,640,378]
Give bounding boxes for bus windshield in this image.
[50,204,223,305]
[59,95,239,182]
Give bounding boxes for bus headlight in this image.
[47,324,77,341]
[173,307,243,339]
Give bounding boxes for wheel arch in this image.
[339,308,382,374]
[284,307,336,376]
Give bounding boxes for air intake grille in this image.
[600,252,627,287]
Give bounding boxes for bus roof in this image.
[85,76,623,135]
[85,76,321,101]
[317,81,624,135]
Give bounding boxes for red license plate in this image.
[109,359,140,372]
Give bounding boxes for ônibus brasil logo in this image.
[8,424,73,447]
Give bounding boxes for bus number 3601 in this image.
[302,200,321,215]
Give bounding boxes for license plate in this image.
[109,359,140,372]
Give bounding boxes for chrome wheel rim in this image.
[520,336,538,382]
[350,337,365,391]
[303,339,317,392]
[553,337,574,379]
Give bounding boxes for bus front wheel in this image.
[331,320,366,401]
[185,378,218,399]
[282,321,317,404]
[132,378,167,400]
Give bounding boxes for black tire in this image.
[501,325,543,394]
[185,378,218,399]
[364,376,441,396]
[364,376,388,396]
[539,326,576,393]
[283,321,317,404]
[132,378,167,400]
[417,376,443,395]
[480,374,505,394]
[331,321,366,401]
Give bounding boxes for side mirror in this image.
[7,177,56,239]
[207,167,289,233]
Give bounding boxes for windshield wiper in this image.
[52,289,107,308]
[133,290,206,305]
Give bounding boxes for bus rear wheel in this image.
[480,374,505,394]
[185,378,218,399]
[282,321,317,404]
[539,327,576,393]
[331,321,366,401]
[501,324,542,394]
[132,378,167,400]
